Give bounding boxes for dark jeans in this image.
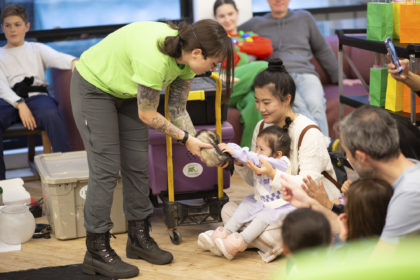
[0,95,70,179]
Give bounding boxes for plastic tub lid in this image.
[34,151,89,184]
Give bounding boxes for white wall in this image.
[193,0,253,25]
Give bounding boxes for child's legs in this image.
[239,214,269,244]
[224,196,257,233]
[26,95,70,152]
[224,216,243,234]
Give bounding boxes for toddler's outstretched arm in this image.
[223,143,288,172]
[218,143,235,156]
[247,157,277,179]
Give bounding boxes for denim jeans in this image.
[290,73,329,136]
[0,95,70,179]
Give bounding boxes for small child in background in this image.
[282,208,332,255]
[198,125,294,260]
[281,208,332,274]
[337,178,393,243]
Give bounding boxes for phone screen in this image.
[385,37,403,74]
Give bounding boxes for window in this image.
[1,0,184,58]
[0,0,182,30]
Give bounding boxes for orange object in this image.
[399,3,420,43]
[402,84,420,113]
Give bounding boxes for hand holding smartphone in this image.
[385,37,403,75]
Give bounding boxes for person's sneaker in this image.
[215,232,247,260]
[197,227,230,256]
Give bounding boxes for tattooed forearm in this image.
[150,115,184,140]
[137,84,160,111]
[167,78,195,134]
[172,112,196,136]
[137,80,194,140]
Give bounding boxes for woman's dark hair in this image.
[392,114,420,160]
[1,4,28,24]
[258,123,291,157]
[345,178,394,241]
[252,58,296,105]
[158,19,235,101]
[282,208,331,253]
[213,0,238,16]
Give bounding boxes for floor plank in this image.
[0,173,286,279]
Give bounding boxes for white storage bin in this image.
[35,151,126,240]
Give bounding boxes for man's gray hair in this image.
[339,105,400,160]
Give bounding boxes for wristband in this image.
[13,98,25,109]
[177,130,189,145]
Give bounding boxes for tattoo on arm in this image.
[167,78,196,135]
[150,115,184,139]
[137,84,160,111]
[137,83,184,140]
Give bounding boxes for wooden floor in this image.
[0,173,286,280]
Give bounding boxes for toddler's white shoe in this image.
[197,227,230,256]
[215,232,247,260]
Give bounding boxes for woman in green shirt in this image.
[70,19,234,279]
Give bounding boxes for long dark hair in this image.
[158,19,235,101]
[392,113,420,160]
[213,0,238,16]
[345,178,393,241]
[252,58,296,105]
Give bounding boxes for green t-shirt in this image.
[76,21,195,99]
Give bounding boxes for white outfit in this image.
[224,146,295,244]
[0,42,75,105]
[226,142,291,209]
[235,114,341,200]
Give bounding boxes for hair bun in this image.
[267,58,286,72]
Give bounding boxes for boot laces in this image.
[136,220,158,249]
[98,232,120,263]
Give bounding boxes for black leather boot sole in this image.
[126,238,173,265]
[82,251,139,279]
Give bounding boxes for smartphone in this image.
[384,37,402,74]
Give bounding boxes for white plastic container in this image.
[0,204,35,244]
[0,178,31,205]
[35,151,126,240]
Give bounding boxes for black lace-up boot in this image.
[126,219,173,265]
[82,231,139,278]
